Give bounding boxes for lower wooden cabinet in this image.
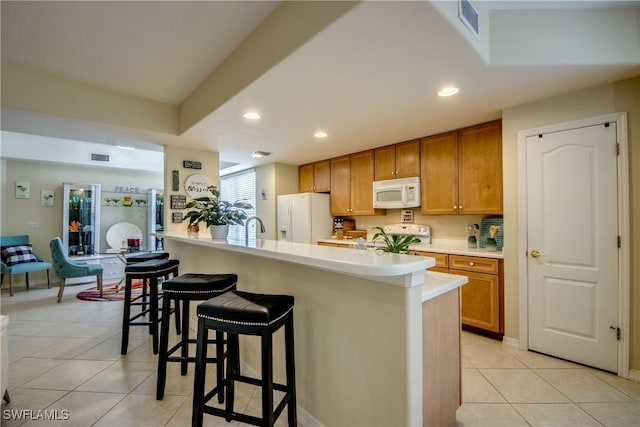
[422,287,461,425]
[411,251,504,336]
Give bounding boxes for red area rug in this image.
[76,280,143,302]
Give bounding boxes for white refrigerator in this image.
[277,193,332,243]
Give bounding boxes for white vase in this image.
[209,224,229,240]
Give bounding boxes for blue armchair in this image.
[1,235,51,296]
[50,237,103,303]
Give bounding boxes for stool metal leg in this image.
[156,296,172,400]
[225,333,239,419]
[285,314,298,426]
[192,317,208,427]
[174,296,182,336]
[215,330,224,404]
[180,300,190,375]
[149,276,160,354]
[261,330,275,427]
[120,276,133,355]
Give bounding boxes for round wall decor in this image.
[184,174,211,198]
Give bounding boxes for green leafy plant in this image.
[184,185,253,227]
[372,226,421,254]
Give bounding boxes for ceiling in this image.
[2,1,639,174]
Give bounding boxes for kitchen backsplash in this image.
[342,210,486,242]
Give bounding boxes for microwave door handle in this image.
[401,187,408,206]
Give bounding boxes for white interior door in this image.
[526,123,619,372]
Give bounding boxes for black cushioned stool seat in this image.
[121,258,179,355]
[125,251,169,264]
[156,273,238,400]
[192,290,297,427]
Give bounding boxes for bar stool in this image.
[123,252,171,309]
[121,258,179,355]
[156,273,238,400]
[126,251,169,264]
[192,290,297,427]
[112,251,169,293]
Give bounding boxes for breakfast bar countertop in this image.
[158,230,468,425]
[156,231,435,288]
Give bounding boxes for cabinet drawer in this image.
[411,251,449,269]
[449,255,498,274]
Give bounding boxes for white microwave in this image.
[372,177,421,209]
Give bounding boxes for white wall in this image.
[502,76,640,371]
[1,159,163,284]
[163,145,219,235]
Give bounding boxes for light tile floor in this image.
[1,283,639,426]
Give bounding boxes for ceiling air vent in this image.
[90,153,110,163]
[459,0,479,38]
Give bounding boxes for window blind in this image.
[220,168,256,243]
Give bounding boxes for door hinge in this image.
[610,326,621,340]
[618,236,621,248]
[616,143,620,156]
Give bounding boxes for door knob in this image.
[530,250,544,258]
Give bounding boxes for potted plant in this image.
[184,185,253,240]
[372,226,421,254]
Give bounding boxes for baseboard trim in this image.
[502,336,520,349]
[240,361,324,427]
[628,369,640,383]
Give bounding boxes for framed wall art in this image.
[15,181,30,199]
[40,190,55,207]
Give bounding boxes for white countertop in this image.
[422,271,468,301]
[318,237,504,259]
[158,231,436,288]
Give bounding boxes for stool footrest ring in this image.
[166,339,224,357]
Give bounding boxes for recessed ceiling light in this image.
[243,112,261,120]
[437,87,459,97]
[314,131,328,138]
[251,151,271,158]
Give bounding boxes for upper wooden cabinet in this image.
[374,140,420,181]
[298,160,331,193]
[458,121,503,215]
[330,150,385,216]
[421,120,503,215]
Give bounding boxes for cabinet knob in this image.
[453,205,458,210]
[459,205,463,210]
[469,262,475,266]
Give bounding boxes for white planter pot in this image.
[209,224,229,240]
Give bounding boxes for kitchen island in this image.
[160,231,467,426]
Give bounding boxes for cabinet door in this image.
[314,160,331,192]
[299,164,314,193]
[330,155,351,216]
[458,120,503,215]
[454,269,501,333]
[374,145,396,181]
[421,132,458,215]
[350,150,379,216]
[395,139,420,178]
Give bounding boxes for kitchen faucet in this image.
[245,216,266,245]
